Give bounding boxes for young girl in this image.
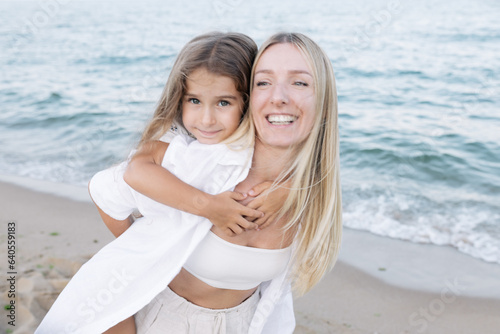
[92,32,268,240]
[99,32,282,333]
[36,32,287,333]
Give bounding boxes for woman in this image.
[134,32,342,333]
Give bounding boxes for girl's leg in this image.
[103,316,136,334]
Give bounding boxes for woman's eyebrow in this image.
[255,69,273,75]
[255,69,312,77]
[289,70,313,77]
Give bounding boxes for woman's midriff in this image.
[168,268,258,309]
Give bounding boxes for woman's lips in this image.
[266,114,298,126]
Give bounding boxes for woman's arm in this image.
[245,180,291,229]
[123,140,263,236]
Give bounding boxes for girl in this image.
[92,31,269,240]
[106,32,259,333]
[37,32,286,333]
[99,31,287,333]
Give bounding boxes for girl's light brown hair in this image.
[138,32,257,147]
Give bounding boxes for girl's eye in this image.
[256,81,269,87]
[218,100,230,107]
[188,98,200,104]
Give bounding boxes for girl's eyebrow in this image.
[216,95,238,100]
[185,93,238,100]
[255,69,313,77]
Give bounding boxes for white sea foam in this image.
[343,187,500,264]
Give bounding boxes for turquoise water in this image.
[1,0,499,263]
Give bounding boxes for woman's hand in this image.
[205,191,263,237]
[245,181,291,229]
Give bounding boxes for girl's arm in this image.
[123,140,263,236]
[88,167,137,237]
[95,205,132,238]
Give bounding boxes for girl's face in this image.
[182,68,243,144]
[251,43,316,149]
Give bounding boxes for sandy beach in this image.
[1,176,499,334]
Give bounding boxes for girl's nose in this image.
[201,107,217,126]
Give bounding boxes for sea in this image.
[1,0,499,264]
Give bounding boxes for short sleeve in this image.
[88,162,137,220]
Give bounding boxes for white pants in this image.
[135,286,260,334]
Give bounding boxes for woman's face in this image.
[251,43,316,149]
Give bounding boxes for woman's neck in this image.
[249,138,295,182]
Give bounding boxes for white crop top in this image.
[184,231,292,290]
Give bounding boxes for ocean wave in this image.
[343,187,500,264]
[5,111,110,129]
[31,92,63,105]
[435,32,500,43]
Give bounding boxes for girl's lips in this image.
[197,129,221,137]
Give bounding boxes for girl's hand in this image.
[245,180,291,229]
[205,191,263,237]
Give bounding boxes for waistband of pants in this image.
[160,285,261,318]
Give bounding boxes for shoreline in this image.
[1,175,499,333]
[339,228,500,299]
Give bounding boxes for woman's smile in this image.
[266,114,298,125]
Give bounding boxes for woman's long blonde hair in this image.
[252,33,342,296]
[138,32,257,148]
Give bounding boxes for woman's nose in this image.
[270,83,289,105]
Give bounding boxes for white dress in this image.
[35,133,295,334]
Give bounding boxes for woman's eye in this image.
[218,100,230,107]
[188,98,200,104]
[294,81,308,87]
[256,81,269,87]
